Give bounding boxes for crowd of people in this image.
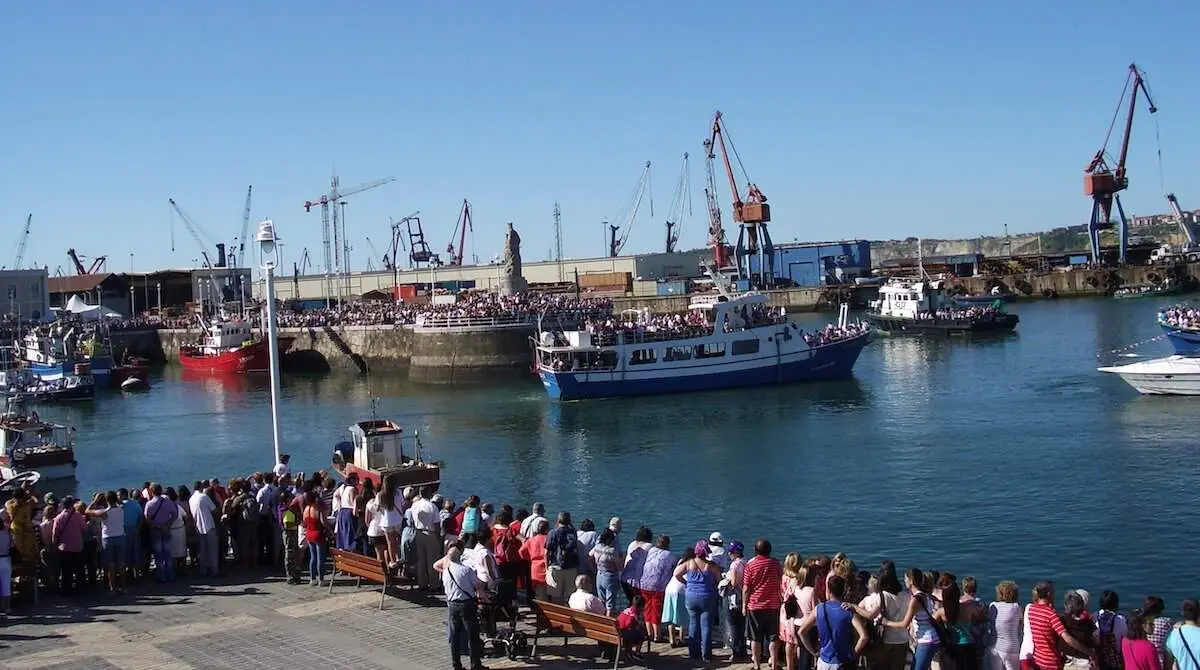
[4,458,1200,670]
[918,305,1006,322]
[803,320,871,347]
[1159,305,1200,331]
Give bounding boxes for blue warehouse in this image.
[745,240,872,287]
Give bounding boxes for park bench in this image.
[327,548,393,610]
[529,599,629,670]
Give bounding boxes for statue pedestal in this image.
[499,276,527,296]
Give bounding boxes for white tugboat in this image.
[865,278,1019,335]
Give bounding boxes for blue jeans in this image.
[308,540,326,582]
[686,592,717,660]
[150,528,173,581]
[124,528,141,569]
[596,569,619,614]
[913,643,939,670]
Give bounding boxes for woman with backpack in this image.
[1095,591,1128,670]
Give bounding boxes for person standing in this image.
[434,545,487,670]
[1027,581,1095,670]
[143,484,178,582]
[544,512,579,604]
[743,539,784,670]
[279,490,301,584]
[188,483,219,578]
[52,500,86,595]
[797,575,870,670]
[674,540,723,662]
[1166,599,1200,670]
[410,487,442,591]
[273,454,291,479]
[722,540,749,662]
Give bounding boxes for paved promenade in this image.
[0,571,706,670]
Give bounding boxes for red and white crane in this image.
[1084,63,1157,265]
[707,111,773,285]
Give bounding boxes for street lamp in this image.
[156,282,162,315]
[129,285,136,316]
[256,219,284,465]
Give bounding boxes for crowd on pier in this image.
[4,457,1200,670]
[1159,305,1200,331]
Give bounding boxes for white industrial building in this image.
[0,268,51,321]
[265,250,712,301]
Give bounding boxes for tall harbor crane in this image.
[708,111,774,285]
[364,236,390,271]
[387,211,425,269]
[168,198,216,268]
[606,161,653,257]
[702,140,731,269]
[664,153,692,253]
[232,185,252,268]
[1084,63,1157,265]
[445,199,473,266]
[293,247,311,298]
[303,175,394,301]
[8,214,32,270]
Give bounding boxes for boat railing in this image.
[415,308,610,331]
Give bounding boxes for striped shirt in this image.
[742,555,783,611]
[1028,601,1067,670]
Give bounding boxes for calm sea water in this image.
[40,296,1200,607]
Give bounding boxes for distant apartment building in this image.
[0,268,51,321]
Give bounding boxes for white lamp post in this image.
[256,219,284,465]
[156,282,162,315]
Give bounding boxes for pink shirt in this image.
[52,509,85,553]
[1123,638,1162,670]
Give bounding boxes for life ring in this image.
[1148,273,1160,283]
[1086,276,1099,287]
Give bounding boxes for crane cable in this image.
[720,117,754,187]
[1099,69,1133,164]
[1155,116,1165,191]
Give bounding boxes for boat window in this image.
[629,348,657,365]
[732,339,760,355]
[665,346,693,362]
[695,343,726,359]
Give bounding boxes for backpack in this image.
[241,495,261,524]
[495,527,522,565]
[1096,612,1124,670]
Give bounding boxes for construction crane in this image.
[303,175,394,304]
[168,198,216,268]
[292,247,311,298]
[67,248,108,275]
[1152,193,1200,263]
[232,185,252,268]
[664,154,692,253]
[708,111,774,286]
[8,214,32,270]
[445,199,474,266]
[1084,63,1157,265]
[364,236,390,271]
[606,161,653,257]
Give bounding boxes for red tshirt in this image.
[743,555,783,611]
[519,535,548,585]
[1029,601,1067,670]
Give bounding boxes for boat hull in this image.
[1162,325,1200,355]
[341,462,442,493]
[864,312,1019,335]
[1099,355,1200,395]
[179,337,294,374]
[539,333,869,401]
[28,356,112,381]
[0,453,77,482]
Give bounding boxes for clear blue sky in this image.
[4,2,1199,273]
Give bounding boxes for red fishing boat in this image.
[179,318,294,374]
[331,419,441,493]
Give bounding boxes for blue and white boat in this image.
[21,328,112,381]
[533,279,870,401]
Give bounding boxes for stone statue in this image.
[500,222,527,295]
[503,222,522,278]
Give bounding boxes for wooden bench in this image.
[530,599,627,670]
[327,548,392,610]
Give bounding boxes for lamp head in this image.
[256,219,280,266]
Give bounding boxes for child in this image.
[279,490,301,584]
[617,594,648,663]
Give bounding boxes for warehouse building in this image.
[744,241,872,287]
[0,268,51,321]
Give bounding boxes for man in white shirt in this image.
[434,545,484,670]
[568,574,606,615]
[256,473,280,565]
[273,454,291,479]
[519,502,545,538]
[409,487,442,591]
[189,483,219,577]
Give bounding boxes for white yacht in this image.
[1098,355,1200,395]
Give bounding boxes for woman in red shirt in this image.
[302,492,330,587]
[518,518,550,601]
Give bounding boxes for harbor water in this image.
[46,296,1198,605]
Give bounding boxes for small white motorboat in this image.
[1098,355,1200,395]
[120,376,147,392]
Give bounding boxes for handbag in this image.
[872,591,890,643]
[917,593,955,654]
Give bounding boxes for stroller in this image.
[479,577,528,660]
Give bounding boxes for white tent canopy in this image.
[62,294,123,321]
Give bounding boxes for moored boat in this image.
[22,327,112,381]
[179,317,294,374]
[0,396,77,481]
[331,418,441,492]
[1098,355,1200,395]
[533,275,870,401]
[1113,278,1190,300]
[865,278,1019,335]
[110,356,151,389]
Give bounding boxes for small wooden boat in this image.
[1113,280,1189,300]
[331,418,441,493]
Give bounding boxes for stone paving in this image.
[0,570,727,669]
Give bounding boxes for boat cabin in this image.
[870,279,950,319]
[343,419,422,471]
[198,320,255,351]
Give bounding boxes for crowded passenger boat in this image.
[1158,305,1200,355]
[534,278,870,400]
[866,278,1019,335]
